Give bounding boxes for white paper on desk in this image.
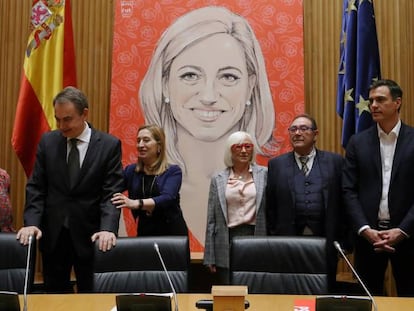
[110,292,173,311]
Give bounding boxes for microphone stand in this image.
[23,235,33,311]
[334,241,378,311]
[154,243,179,311]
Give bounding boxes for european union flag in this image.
[336,0,381,148]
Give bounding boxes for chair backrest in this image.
[0,233,36,294]
[230,236,328,295]
[93,236,190,293]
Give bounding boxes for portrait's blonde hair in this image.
[139,6,275,173]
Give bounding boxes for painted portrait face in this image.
[166,33,255,141]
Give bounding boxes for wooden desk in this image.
[18,293,414,311]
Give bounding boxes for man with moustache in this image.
[266,114,346,293]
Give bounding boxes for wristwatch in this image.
[138,199,144,210]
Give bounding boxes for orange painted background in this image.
[109,0,304,251]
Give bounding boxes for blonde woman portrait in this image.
[139,6,275,246]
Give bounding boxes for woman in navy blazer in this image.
[112,124,188,236]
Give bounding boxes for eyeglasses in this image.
[288,125,314,134]
[231,143,254,152]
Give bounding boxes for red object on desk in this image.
[294,298,315,311]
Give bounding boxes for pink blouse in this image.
[226,173,257,228]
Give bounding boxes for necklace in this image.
[142,175,157,198]
[232,169,250,181]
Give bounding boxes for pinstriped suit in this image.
[203,163,267,269]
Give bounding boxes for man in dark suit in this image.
[16,86,124,293]
[266,114,345,293]
[343,79,414,296]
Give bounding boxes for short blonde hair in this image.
[224,131,256,167]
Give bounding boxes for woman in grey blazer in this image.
[203,131,267,284]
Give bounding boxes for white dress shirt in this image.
[378,120,401,221]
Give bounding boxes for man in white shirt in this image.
[343,79,414,296]
[16,87,124,293]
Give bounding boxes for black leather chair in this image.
[0,232,36,294]
[230,236,328,294]
[93,236,190,293]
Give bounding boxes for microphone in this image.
[23,235,33,311]
[333,241,378,311]
[154,243,178,311]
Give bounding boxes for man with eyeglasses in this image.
[343,79,414,296]
[266,114,346,293]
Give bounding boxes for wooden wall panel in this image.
[303,0,343,153]
[71,0,114,127]
[375,0,414,123]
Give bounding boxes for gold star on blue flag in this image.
[336,0,381,147]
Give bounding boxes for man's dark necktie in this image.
[299,156,309,175]
[68,138,80,187]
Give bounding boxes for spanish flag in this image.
[12,0,76,177]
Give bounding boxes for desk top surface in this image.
[18,293,414,311]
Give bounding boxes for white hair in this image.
[224,131,256,167]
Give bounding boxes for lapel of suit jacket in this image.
[252,164,265,215]
[314,150,329,211]
[79,126,99,181]
[391,123,409,183]
[370,126,382,178]
[60,134,72,189]
[217,168,230,223]
[287,152,296,206]
[251,164,263,215]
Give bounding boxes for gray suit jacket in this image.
[203,163,267,269]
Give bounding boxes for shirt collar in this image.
[294,147,316,160]
[67,122,91,143]
[377,119,401,139]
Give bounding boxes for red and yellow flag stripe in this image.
[12,0,76,177]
